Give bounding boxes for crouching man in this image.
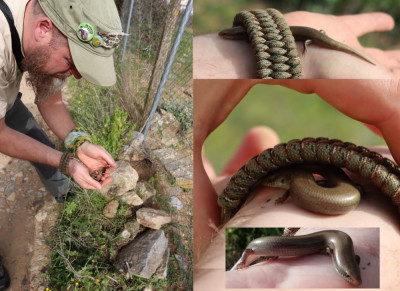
[0,0,125,288]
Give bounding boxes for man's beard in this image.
[22,45,68,102]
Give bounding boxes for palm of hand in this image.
[284,11,398,78]
[75,142,116,185]
[77,150,107,172]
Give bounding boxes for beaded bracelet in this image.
[59,152,74,176]
[219,9,302,79]
[64,127,92,153]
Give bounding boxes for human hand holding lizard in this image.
[194,80,400,289]
[194,11,398,78]
[76,142,117,186]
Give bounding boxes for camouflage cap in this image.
[38,0,123,86]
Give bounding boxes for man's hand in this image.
[76,142,117,187]
[284,11,396,78]
[195,128,391,290]
[193,79,400,284]
[194,11,397,79]
[68,158,101,190]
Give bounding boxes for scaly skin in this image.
[262,165,361,215]
[218,137,400,223]
[219,25,375,65]
[232,230,361,286]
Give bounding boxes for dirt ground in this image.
[0,78,62,290]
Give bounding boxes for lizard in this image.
[218,137,400,223]
[219,25,375,65]
[231,230,362,286]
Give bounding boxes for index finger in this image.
[99,149,117,168]
[340,12,394,37]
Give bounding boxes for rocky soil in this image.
[0,78,58,290]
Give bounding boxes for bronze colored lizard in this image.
[231,230,361,286]
[219,26,375,65]
[219,137,399,223]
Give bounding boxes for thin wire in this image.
[121,0,135,61]
[143,0,193,137]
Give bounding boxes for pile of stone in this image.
[99,161,171,279]
[95,108,193,281]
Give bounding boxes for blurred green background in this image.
[226,228,284,270]
[203,84,385,174]
[194,0,400,49]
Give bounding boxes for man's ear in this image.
[33,17,53,44]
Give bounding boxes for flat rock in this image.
[99,161,139,198]
[103,200,119,218]
[153,148,192,189]
[136,208,171,229]
[136,181,156,202]
[35,210,48,222]
[155,246,169,279]
[121,229,131,239]
[7,192,16,202]
[120,191,143,206]
[170,196,183,210]
[119,132,148,162]
[125,221,141,238]
[115,229,169,279]
[5,182,15,194]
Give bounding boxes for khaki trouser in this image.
[4,93,71,201]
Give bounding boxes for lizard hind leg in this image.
[231,248,264,270]
[302,39,312,56]
[302,28,329,56]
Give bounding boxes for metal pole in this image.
[121,0,135,61]
[143,0,193,137]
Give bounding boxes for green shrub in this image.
[91,106,136,158]
[160,99,193,132]
[68,79,135,158]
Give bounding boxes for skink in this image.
[231,230,362,286]
[219,25,375,65]
[219,137,400,223]
[262,165,361,215]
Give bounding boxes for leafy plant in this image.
[91,106,136,158]
[68,79,136,158]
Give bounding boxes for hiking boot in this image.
[0,257,10,290]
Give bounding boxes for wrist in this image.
[194,34,258,79]
[216,9,302,79]
[76,140,91,155]
[64,127,92,153]
[59,152,74,176]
